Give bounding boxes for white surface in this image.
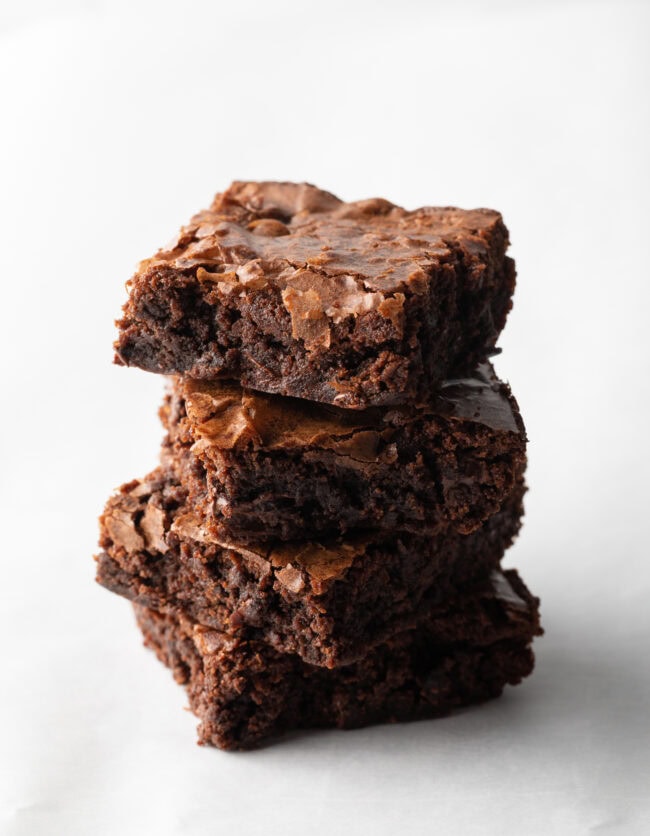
[1,2,649,834]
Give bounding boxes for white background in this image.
[1,1,649,834]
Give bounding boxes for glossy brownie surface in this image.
[116,181,515,407]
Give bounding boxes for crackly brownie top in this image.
[174,511,372,588]
[176,362,522,460]
[101,473,375,587]
[133,181,507,350]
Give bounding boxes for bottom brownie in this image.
[134,569,541,750]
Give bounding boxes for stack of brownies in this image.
[96,181,542,750]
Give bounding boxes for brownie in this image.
[96,467,525,668]
[133,569,541,750]
[163,362,526,542]
[115,181,516,408]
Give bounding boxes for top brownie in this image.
[115,181,516,408]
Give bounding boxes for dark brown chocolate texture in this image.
[96,466,526,668]
[133,568,541,750]
[115,181,516,408]
[162,362,527,542]
[99,180,541,751]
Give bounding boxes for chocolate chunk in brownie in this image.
[96,467,525,668]
[115,181,516,408]
[162,362,526,542]
[133,569,541,750]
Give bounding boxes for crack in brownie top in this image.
[178,362,522,459]
[134,181,506,351]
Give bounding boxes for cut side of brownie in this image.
[162,362,526,542]
[133,568,541,750]
[115,181,516,408]
[96,467,525,669]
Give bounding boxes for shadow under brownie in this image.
[96,467,525,668]
[115,181,516,408]
[163,362,526,542]
[134,568,541,751]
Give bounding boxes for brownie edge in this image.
[133,569,541,750]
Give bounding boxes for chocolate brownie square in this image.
[96,467,525,668]
[133,569,541,750]
[115,181,515,408]
[163,362,526,542]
